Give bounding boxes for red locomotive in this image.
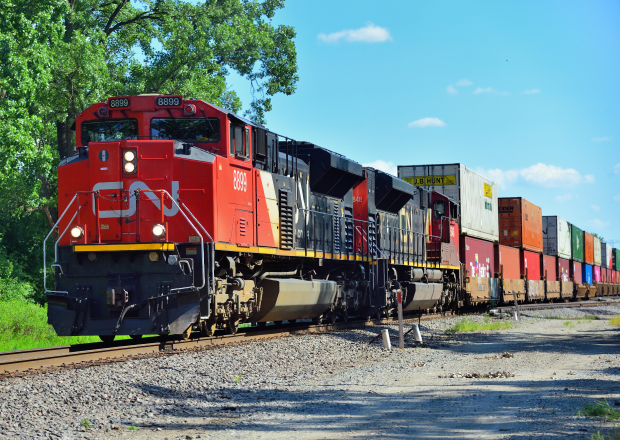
[45,94,620,341]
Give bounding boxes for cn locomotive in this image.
[45,94,620,341]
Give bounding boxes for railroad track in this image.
[2,299,618,376]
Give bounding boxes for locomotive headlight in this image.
[152,224,166,237]
[123,149,137,174]
[70,226,84,239]
[124,150,135,162]
[124,162,136,173]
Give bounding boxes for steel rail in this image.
[2,299,619,375]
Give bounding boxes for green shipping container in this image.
[571,224,584,263]
[614,248,620,270]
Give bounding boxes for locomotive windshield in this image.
[150,118,220,143]
[82,119,138,145]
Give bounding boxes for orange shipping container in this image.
[498,197,543,253]
[583,231,594,265]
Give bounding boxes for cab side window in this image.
[433,201,445,219]
[229,122,249,159]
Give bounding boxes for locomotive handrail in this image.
[299,207,375,260]
[180,201,216,296]
[43,194,78,295]
[137,189,207,294]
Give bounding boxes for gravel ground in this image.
[1,305,619,440]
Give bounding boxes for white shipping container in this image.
[602,243,612,268]
[542,216,572,260]
[593,236,602,267]
[397,163,499,242]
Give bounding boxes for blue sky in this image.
[226,1,620,245]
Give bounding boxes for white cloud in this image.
[591,205,600,211]
[523,89,541,94]
[318,23,392,44]
[363,160,397,176]
[614,194,620,202]
[555,194,573,203]
[589,219,610,229]
[473,87,493,95]
[614,162,620,174]
[446,85,458,95]
[456,79,473,87]
[407,117,447,128]
[476,163,595,189]
[591,136,612,143]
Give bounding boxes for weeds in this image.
[610,316,620,327]
[446,317,512,334]
[579,399,620,421]
[591,428,620,440]
[79,419,91,430]
[234,373,243,384]
[564,321,575,328]
[128,425,139,431]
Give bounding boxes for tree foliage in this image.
[0,0,298,299]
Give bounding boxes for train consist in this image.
[44,94,620,340]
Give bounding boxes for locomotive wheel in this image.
[181,326,192,340]
[99,335,115,343]
[311,315,323,325]
[201,320,217,337]
[327,310,338,324]
[129,335,143,341]
[226,319,239,335]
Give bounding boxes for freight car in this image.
[44,94,620,341]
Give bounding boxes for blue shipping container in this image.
[582,264,593,285]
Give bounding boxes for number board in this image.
[108,97,130,108]
[155,96,182,107]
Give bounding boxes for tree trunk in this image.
[56,116,74,159]
[38,173,58,229]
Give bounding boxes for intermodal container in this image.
[614,249,620,271]
[571,224,584,262]
[602,243,612,268]
[583,232,594,265]
[498,197,543,252]
[558,258,570,281]
[542,216,571,259]
[495,244,521,279]
[602,268,608,283]
[521,249,541,281]
[572,261,582,285]
[398,164,499,242]
[593,266,601,283]
[593,236,602,267]
[613,270,617,284]
[582,264,593,285]
[460,236,495,278]
[542,255,557,280]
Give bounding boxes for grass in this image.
[446,316,513,334]
[80,419,91,430]
[0,300,133,351]
[579,399,620,421]
[544,314,598,322]
[610,316,620,327]
[591,429,620,440]
[127,425,139,431]
[564,321,575,328]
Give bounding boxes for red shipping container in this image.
[521,250,542,281]
[583,232,594,265]
[495,244,520,280]
[542,255,557,281]
[602,268,607,283]
[498,197,543,252]
[460,236,495,279]
[558,258,570,282]
[572,261,583,285]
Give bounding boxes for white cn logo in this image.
[233,170,247,192]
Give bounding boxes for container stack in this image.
[498,197,546,301]
[542,216,573,299]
